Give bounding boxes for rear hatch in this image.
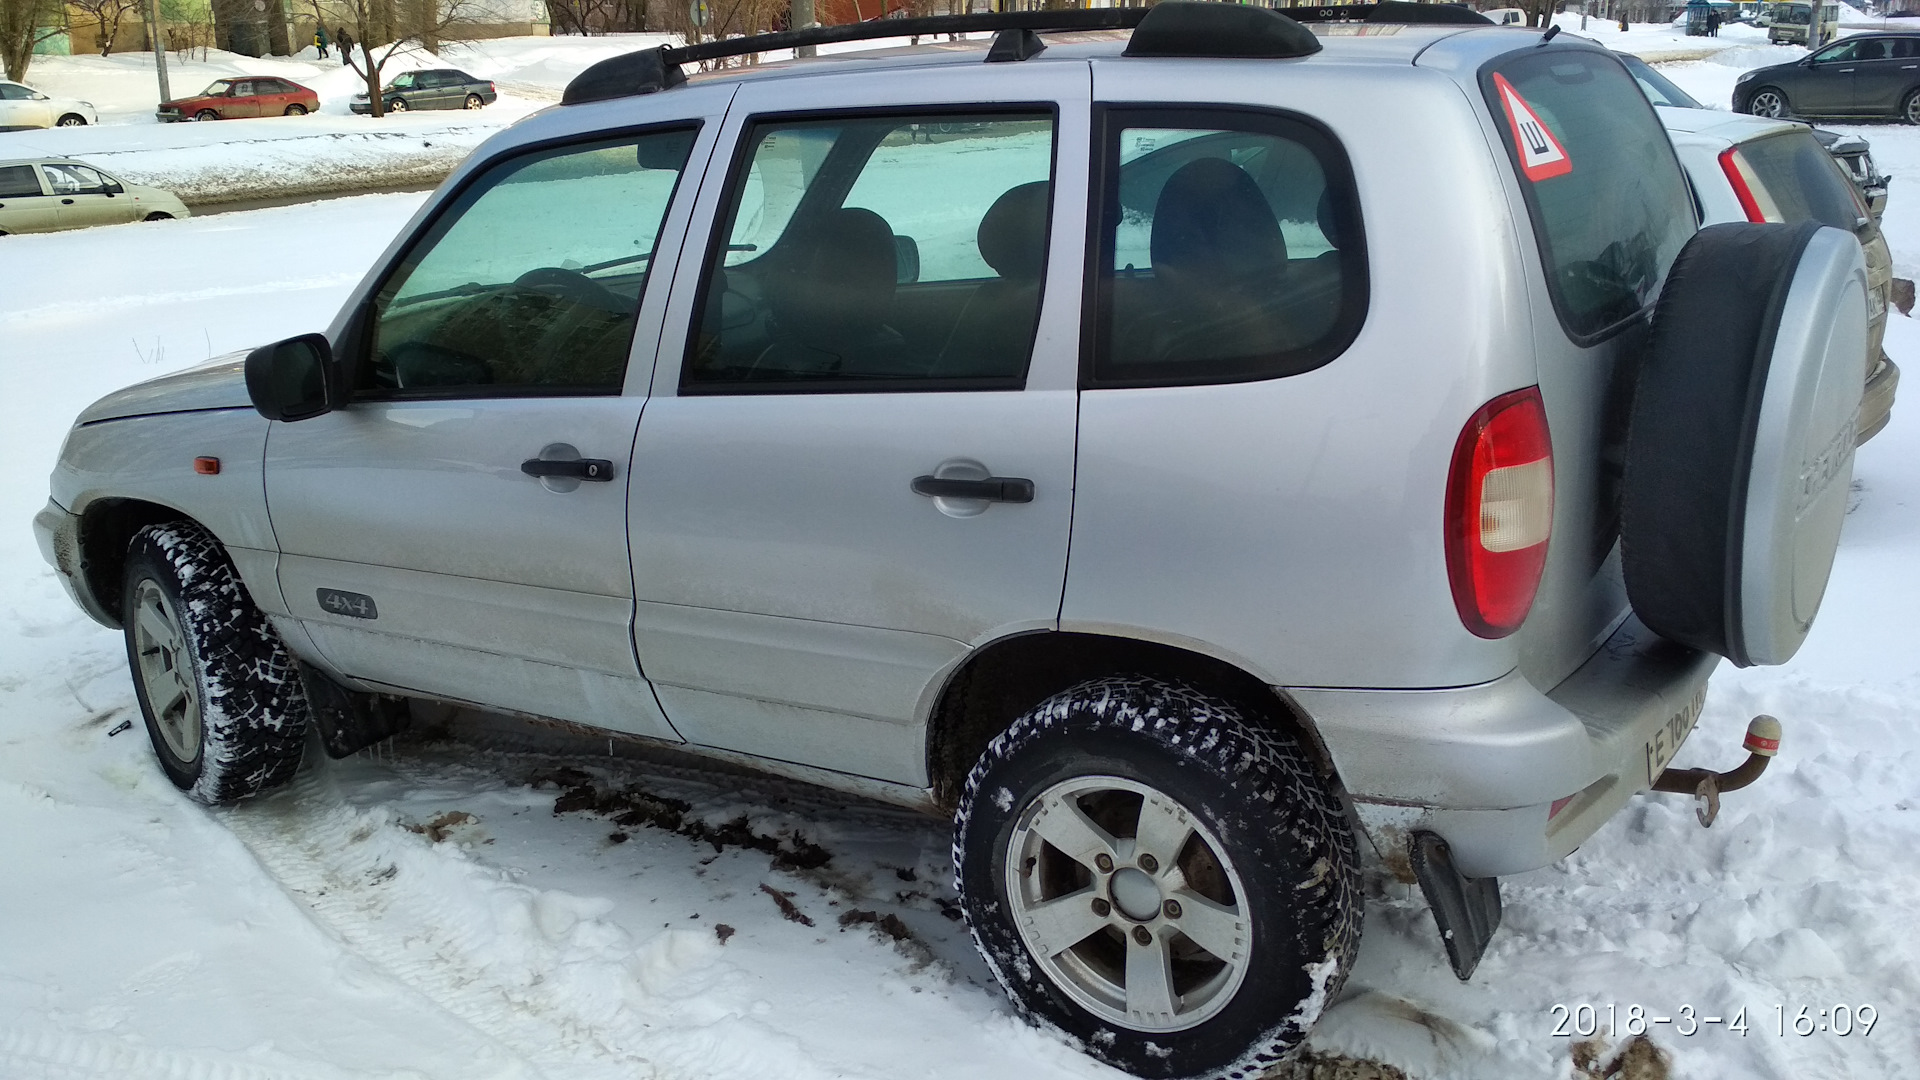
[1474,46,1700,689]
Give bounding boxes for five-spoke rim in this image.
[1004,775,1252,1033]
[131,579,201,763]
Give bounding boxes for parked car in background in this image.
[1738,32,1920,121]
[1621,52,1892,217]
[0,80,97,130]
[1659,106,1898,442]
[0,159,189,235]
[350,69,496,113]
[158,78,320,122]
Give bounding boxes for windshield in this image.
[1774,3,1811,23]
[1620,55,1704,109]
[199,80,233,96]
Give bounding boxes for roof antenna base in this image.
[985,27,1047,63]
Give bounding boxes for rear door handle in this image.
[912,475,1034,503]
[521,457,615,481]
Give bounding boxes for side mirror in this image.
[245,333,339,421]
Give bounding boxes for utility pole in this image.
[793,0,816,56]
[147,0,172,102]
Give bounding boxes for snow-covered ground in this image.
[4,33,1920,1080]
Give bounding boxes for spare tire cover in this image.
[1623,222,1866,667]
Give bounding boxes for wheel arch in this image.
[75,497,194,626]
[925,630,1342,813]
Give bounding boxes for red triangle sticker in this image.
[1493,73,1572,182]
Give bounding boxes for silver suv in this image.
[32,6,1868,1077]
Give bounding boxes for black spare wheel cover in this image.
[1624,221,1866,667]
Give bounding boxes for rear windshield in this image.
[1735,131,1865,231]
[1483,50,1696,342]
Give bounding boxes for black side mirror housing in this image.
[245,333,339,421]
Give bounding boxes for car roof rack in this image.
[561,0,1485,107]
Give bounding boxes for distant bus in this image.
[1768,0,1838,44]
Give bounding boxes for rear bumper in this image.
[33,497,117,629]
[1290,614,1718,878]
[1860,353,1898,445]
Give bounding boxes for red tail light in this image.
[1717,146,1773,223]
[1446,386,1553,638]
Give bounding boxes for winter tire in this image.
[194,109,219,121]
[143,212,172,221]
[1904,89,1920,125]
[284,103,308,115]
[1746,87,1788,118]
[464,93,484,109]
[388,97,409,112]
[955,677,1360,1080]
[56,113,87,127]
[122,521,310,804]
[1623,222,1867,667]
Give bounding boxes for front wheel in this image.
[143,212,173,221]
[284,102,308,115]
[1747,87,1790,118]
[387,97,409,112]
[56,113,87,127]
[464,93,484,109]
[955,677,1361,1079]
[194,109,219,121]
[122,522,310,804]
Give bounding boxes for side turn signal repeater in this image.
[1445,386,1553,638]
[193,457,221,475]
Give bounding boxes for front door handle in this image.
[521,457,615,481]
[61,197,74,204]
[912,475,1034,503]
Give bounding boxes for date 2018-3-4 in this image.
[1551,1004,1879,1038]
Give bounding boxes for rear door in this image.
[0,164,58,231]
[627,63,1088,786]
[1850,35,1920,112]
[266,100,729,734]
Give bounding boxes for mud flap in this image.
[1410,831,1502,981]
[297,662,410,758]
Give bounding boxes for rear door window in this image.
[1483,50,1695,342]
[0,164,42,197]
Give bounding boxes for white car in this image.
[0,80,98,130]
[0,159,190,235]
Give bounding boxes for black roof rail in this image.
[563,6,1149,105]
[560,0,1485,107]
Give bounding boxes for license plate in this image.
[1644,690,1705,785]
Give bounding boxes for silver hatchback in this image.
[34,5,1869,1077]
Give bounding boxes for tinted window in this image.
[1735,131,1865,231]
[0,83,30,101]
[360,129,697,396]
[0,164,41,197]
[1485,51,1695,341]
[685,112,1055,391]
[1089,108,1366,387]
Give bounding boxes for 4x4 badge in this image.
[317,588,378,620]
[1492,73,1572,182]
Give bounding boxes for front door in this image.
[1799,41,1860,114]
[45,162,137,228]
[266,111,727,736]
[628,66,1089,786]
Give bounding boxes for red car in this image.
[156,77,320,122]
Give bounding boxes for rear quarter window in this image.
[1483,50,1696,343]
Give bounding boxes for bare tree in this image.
[70,0,142,54]
[340,0,479,117]
[0,0,65,80]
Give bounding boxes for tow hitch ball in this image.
[1651,715,1781,828]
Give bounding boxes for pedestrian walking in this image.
[337,27,354,65]
[314,25,330,58]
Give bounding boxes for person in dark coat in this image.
[1707,9,1721,35]
[337,27,354,65]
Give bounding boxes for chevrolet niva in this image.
[34,6,1868,1077]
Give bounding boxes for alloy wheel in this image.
[1749,90,1786,118]
[131,578,201,763]
[1003,775,1253,1033]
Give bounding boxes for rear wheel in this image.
[1903,89,1920,125]
[122,522,310,804]
[1747,87,1789,118]
[464,93,484,109]
[955,677,1360,1079]
[56,113,87,127]
[284,102,308,115]
[194,109,219,121]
